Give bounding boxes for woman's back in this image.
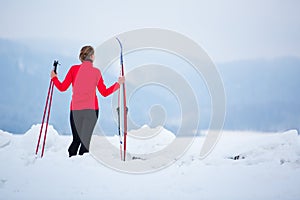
[72,61,100,110]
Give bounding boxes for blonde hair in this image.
[79,46,94,62]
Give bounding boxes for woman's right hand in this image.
[51,70,57,79]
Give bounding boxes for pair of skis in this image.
[116,38,128,161]
[35,61,59,158]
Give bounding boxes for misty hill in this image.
[219,58,300,131]
[0,38,299,134]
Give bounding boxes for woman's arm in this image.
[51,67,73,92]
[97,75,120,97]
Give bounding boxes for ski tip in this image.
[115,37,123,48]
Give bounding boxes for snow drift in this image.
[0,125,300,200]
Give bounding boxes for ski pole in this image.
[35,60,59,157]
[40,80,54,157]
[35,79,52,155]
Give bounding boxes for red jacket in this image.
[52,61,119,110]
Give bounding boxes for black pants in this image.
[69,109,99,157]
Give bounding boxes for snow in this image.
[0,125,300,200]
[109,125,176,154]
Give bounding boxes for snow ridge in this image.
[0,125,300,200]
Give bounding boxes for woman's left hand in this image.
[118,76,125,85]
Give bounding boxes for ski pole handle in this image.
[53,60,59,74]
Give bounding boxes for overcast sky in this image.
[0,0,299,62]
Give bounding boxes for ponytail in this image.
[79,46,94,62]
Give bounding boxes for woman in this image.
[51,45,124,157]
